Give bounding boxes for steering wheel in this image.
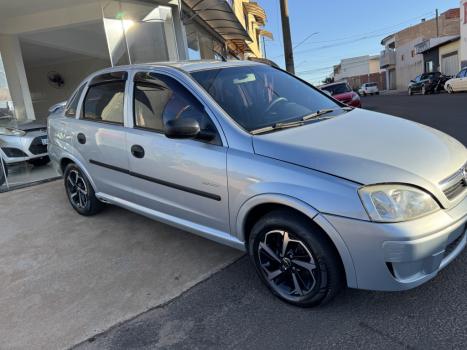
[265,97,288,114]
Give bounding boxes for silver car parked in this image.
[48,61,467,307]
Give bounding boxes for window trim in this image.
[81,78,127,126]
[64,83,86,118]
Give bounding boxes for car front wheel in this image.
[64,163,104,216]
[408,87,412,96]
[249,210,344,307]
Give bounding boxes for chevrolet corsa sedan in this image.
[48,61,467,307]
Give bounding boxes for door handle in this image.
[77,133,86,144]
[131,145,145,159]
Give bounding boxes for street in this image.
[75,93,467,350]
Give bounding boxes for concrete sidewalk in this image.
[0,181,242,350]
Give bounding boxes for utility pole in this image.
[279,0,295,74]
[436,9,439,37]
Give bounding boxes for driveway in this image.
[0,181,241,350]
[75,93,467,350]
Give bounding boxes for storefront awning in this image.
[243,1,266,26]
[183,0,252,41]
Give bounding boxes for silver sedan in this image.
[48,61,467,307]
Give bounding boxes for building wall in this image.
[369,57,381,74]
[345,72,386,91]
[25,57,109,122]
[461,0,467,67]
[231,0,263,58]
[396,9,460,47]
[439,39,461,73]
[395,37,424,90]
[334,55,371,81]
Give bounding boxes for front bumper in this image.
[0,132,48,164]
[324,194,467,291]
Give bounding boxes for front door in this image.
[125,71,230,233]
[73,71,131,200]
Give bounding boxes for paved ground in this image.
[0,181,241,350]
[75,93,467,350]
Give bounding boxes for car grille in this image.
[440,163,467,200]
[29,136,48,155]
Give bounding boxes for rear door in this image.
[73,71,132,199]
[125,70,230,233]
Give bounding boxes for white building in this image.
[0,0,258,124]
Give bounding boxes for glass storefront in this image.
[1,0,186,192]
[184,20,226,60]
[1,52,60,192]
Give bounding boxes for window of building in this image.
[83,81,125,124]
[133,72,219,144]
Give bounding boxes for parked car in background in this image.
[444,68,467,93]
[0,118,50,175]
[319,81,361,107]
[49,61,466,307]
[358,82,379,96]
[408,72,450,95]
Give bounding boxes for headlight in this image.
[0,127,25,136]
[358,184,439,222]
[351,93,359,101]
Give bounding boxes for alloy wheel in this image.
[257,230,318,301]
[66,169,89,209]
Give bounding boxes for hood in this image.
[253,109,466,193]
[332,91,356,103]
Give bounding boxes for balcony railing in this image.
[380,49,396,68]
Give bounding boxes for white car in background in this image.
[445,67,467,93]
[358,82,379,96]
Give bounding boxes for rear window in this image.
[321,83,352,95]
[366,83,377,87]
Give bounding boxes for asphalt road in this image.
[75,93,467,350]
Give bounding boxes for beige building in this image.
[380,8,460,90]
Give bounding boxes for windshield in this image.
[191,65,339,132]
[321,83,352,95]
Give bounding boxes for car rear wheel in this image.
[248,210,344,307]
[446,85,454,94]
[408,87,412,96]
[421,85,427,95]
[64,163,104,216]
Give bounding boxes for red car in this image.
[319,81,361,108]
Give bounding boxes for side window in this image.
[83,74,126,124]
[65,83,86,118]
[462,69,467,78]
[133,72,220,144]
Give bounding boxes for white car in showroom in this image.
[445,67,467,93]
[358,82,379,96]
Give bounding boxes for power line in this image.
[271,10,435,59]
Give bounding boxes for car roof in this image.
[91,60,262,75]
[319,81,347,88]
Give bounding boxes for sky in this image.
[256,0,461,84]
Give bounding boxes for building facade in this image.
[380,8,460,90]
[0,0,269,124]
[333,55,386,90]
[461,0,467,67]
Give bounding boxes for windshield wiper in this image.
[250,107,352,135]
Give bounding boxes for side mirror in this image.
[164,118,200,139]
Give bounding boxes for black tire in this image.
[376,91,380,95]
[64,163,104,216]
[421,85,427,95]
[408,88,412,96]
[248,210,344,307]
[28,156,50,167]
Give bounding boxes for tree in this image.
[322,77,334,84]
